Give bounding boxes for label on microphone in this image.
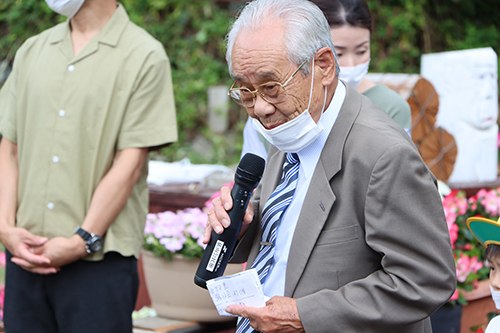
[206,240,225,272]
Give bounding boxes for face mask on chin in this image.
[339,58,370,89]
[252,57,327,153]
[45,0,85,18]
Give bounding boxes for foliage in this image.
[0,0,245,165]
[442,188,499,306]
[470,313,498,332]
[0,0,498,164]
[368,0,500,77]
[120,0,246,165]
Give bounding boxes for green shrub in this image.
[0,0,498,165]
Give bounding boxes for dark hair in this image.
[311,0,372,33]
[486,244,500,261]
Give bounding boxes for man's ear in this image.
[315,47,336,86]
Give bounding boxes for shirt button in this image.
[59,110,66,117]
[47,202,54,210]
[52,156,59,163]
[68,65,75,72]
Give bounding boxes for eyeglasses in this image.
[228,59,308,108]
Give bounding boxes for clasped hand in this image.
[3,225,87,274]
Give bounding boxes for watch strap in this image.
[74,226,92,242]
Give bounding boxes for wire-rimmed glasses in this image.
[228,59,308,107]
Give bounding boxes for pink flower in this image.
[0,252,5,268]
[144,213,158,235]
[144,207,210,257]
[481,189,499,216]
[456,253,483,283]
[155,211,186,238]
[0,284,4,310]
[449,289,459,301]
[160,234,186,252]
[183,208,208,240]
[449,223,459,249]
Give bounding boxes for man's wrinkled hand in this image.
[226,296,304,333]
[203,185,254,245]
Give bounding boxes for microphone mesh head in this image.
[236,153,266,187]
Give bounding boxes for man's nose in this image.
[252,93,275,118]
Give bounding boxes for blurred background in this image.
[0,0,499,167]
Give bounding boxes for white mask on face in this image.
[339,58,370,89]
[491,285,500,309]
[252,57,327,153]
[45,0,85,18]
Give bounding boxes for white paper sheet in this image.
[206,269,268,317]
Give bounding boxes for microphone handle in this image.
[194,182,252,289]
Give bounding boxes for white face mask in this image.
[491,285,500,309]
[45,0,85,18]
[252,58,327,153]
[339,59,370,89]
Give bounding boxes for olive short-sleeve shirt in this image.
[0,4,177,260]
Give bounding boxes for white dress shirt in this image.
[263,81,347,298]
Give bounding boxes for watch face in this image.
[90,236,103,252]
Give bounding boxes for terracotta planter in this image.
[461,280,499,333]
[141,250,243,323]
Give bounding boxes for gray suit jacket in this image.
[233,83,456,332]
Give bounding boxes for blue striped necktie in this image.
[236,152,300,333]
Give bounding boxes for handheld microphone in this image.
[194,153,265,289]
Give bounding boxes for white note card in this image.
[206,268,267,317]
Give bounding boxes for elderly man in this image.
[0,0,176,331]
[205,0,456,332]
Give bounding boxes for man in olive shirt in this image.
[0,0,177,331]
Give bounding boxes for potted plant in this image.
[436,187,499,331]
[141,189,242,323]
[143,207,208,261]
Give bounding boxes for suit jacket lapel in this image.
[284,83,362,297]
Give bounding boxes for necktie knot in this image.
[287,152,299,164]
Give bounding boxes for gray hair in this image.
[225,0,339,77]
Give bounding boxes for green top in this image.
[0,4,178,260]
[363,84,412,130]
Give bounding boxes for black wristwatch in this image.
[74,227,103,254]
